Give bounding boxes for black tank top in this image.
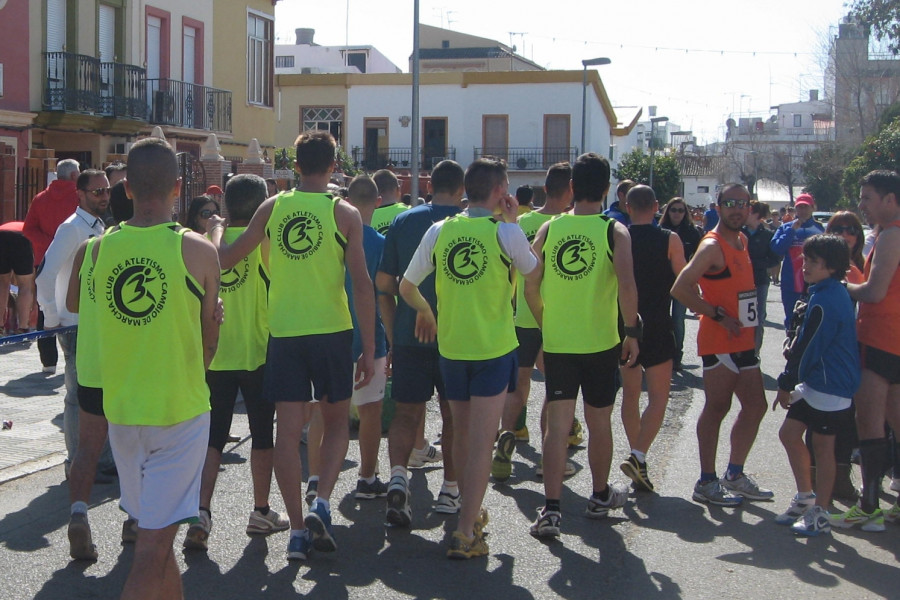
[629,224,675,331]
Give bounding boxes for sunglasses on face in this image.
[668,207,686,214]
[83,187,111,197]
[200,209,220,218]
[719,199,749,209]
[830,225,858,235]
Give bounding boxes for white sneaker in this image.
[408,443,442,468]
[775,494,816,525]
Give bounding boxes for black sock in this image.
[859,437,889,513]
[545,499,561,513]
[594,486,610,502]
[254,505,270,515]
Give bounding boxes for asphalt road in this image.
[0,285,898,599]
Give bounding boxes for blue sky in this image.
[275,0,852,144]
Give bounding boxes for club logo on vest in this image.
[443,237,488,284]
[551,236,596,280]
[220,259,250,293]
[376,223,391,235]
[278,211,323,260]
[105,258,168,326]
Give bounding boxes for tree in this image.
[612,148,682,204]
[802,143,850,210]
[841,117,900,199]
[851,0,900,55]
[767,148,805,205]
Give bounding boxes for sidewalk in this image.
[0,340,67,483]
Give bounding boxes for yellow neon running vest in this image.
[75,237,100,388]
[372,202,409,235]
[210,227,269,371]
[541,214,619,354]
[514,211,553,329]
[265,191,352,337]
[433,215,517,360]
[93,223,209,426]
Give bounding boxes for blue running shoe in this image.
[287,531,312,561]
[304,501,337,552]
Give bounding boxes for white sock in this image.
[71,501,88,516]
[631,450,646,463]
[311,497,330,512]
[290,529,305,538]
[390,465,409,485]
[307,475,319,484]
[797,491,815,499]
[441,480,459,495]
[361,474,377,485]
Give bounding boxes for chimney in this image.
[809,89,819,102]
[648,105,657,117]
[295,28,315,45]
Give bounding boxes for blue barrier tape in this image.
[0,326,77,347]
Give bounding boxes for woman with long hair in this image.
[185,195,221,234]
[826,211,865,283]
[660,197,701,369]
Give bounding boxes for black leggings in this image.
[206,367,274,452]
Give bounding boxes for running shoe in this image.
[620,453,655,492]
[286,530,312,561]
[355,477,389,500]
[446,531,489,559]
[385,477,412,527]
[692,479,743,507]
[884,502,900,524]
[304,501,337,552]
[183,510,211,551]
[514,425,530,443]
[68,512,98,561]
[584,482,629,519]
[530,508,561,538]
[721,474,774,501]
[568,418,584,447]
[536,460,576,478]
[246,508,289,535]
[775,493,816,525]
[830,505,885,532]
[491,430,517,482]
[792,505,831,537]
[304,479,318,506]
[891,478,900,493]
[408,443,443,468]
[434,490,461,514]
[121,518,138,544]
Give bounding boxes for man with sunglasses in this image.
[672,183,771,507]
[36,168,113,560]
[771,193,824,328]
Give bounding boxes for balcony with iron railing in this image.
[42,53,231,132]
[351,147,457,171]
[474,147,579,170]
[145,79,232,133]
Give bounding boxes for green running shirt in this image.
[541,214,619,353]
[93,223,208,426]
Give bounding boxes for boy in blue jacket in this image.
[773,234,860,536]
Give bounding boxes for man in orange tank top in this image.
[672,184,772,507]
[840,170,900,530]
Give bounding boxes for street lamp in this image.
[648,116,668,190]
[581,57,611,154]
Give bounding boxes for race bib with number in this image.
[738,289,759,328]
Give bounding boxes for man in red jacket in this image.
[23,158,81,374]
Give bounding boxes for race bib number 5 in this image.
[737,290,759,328]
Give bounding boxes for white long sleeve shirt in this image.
[35,207,105,327]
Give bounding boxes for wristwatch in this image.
[623,315,643,341]
[712,306,726,322]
